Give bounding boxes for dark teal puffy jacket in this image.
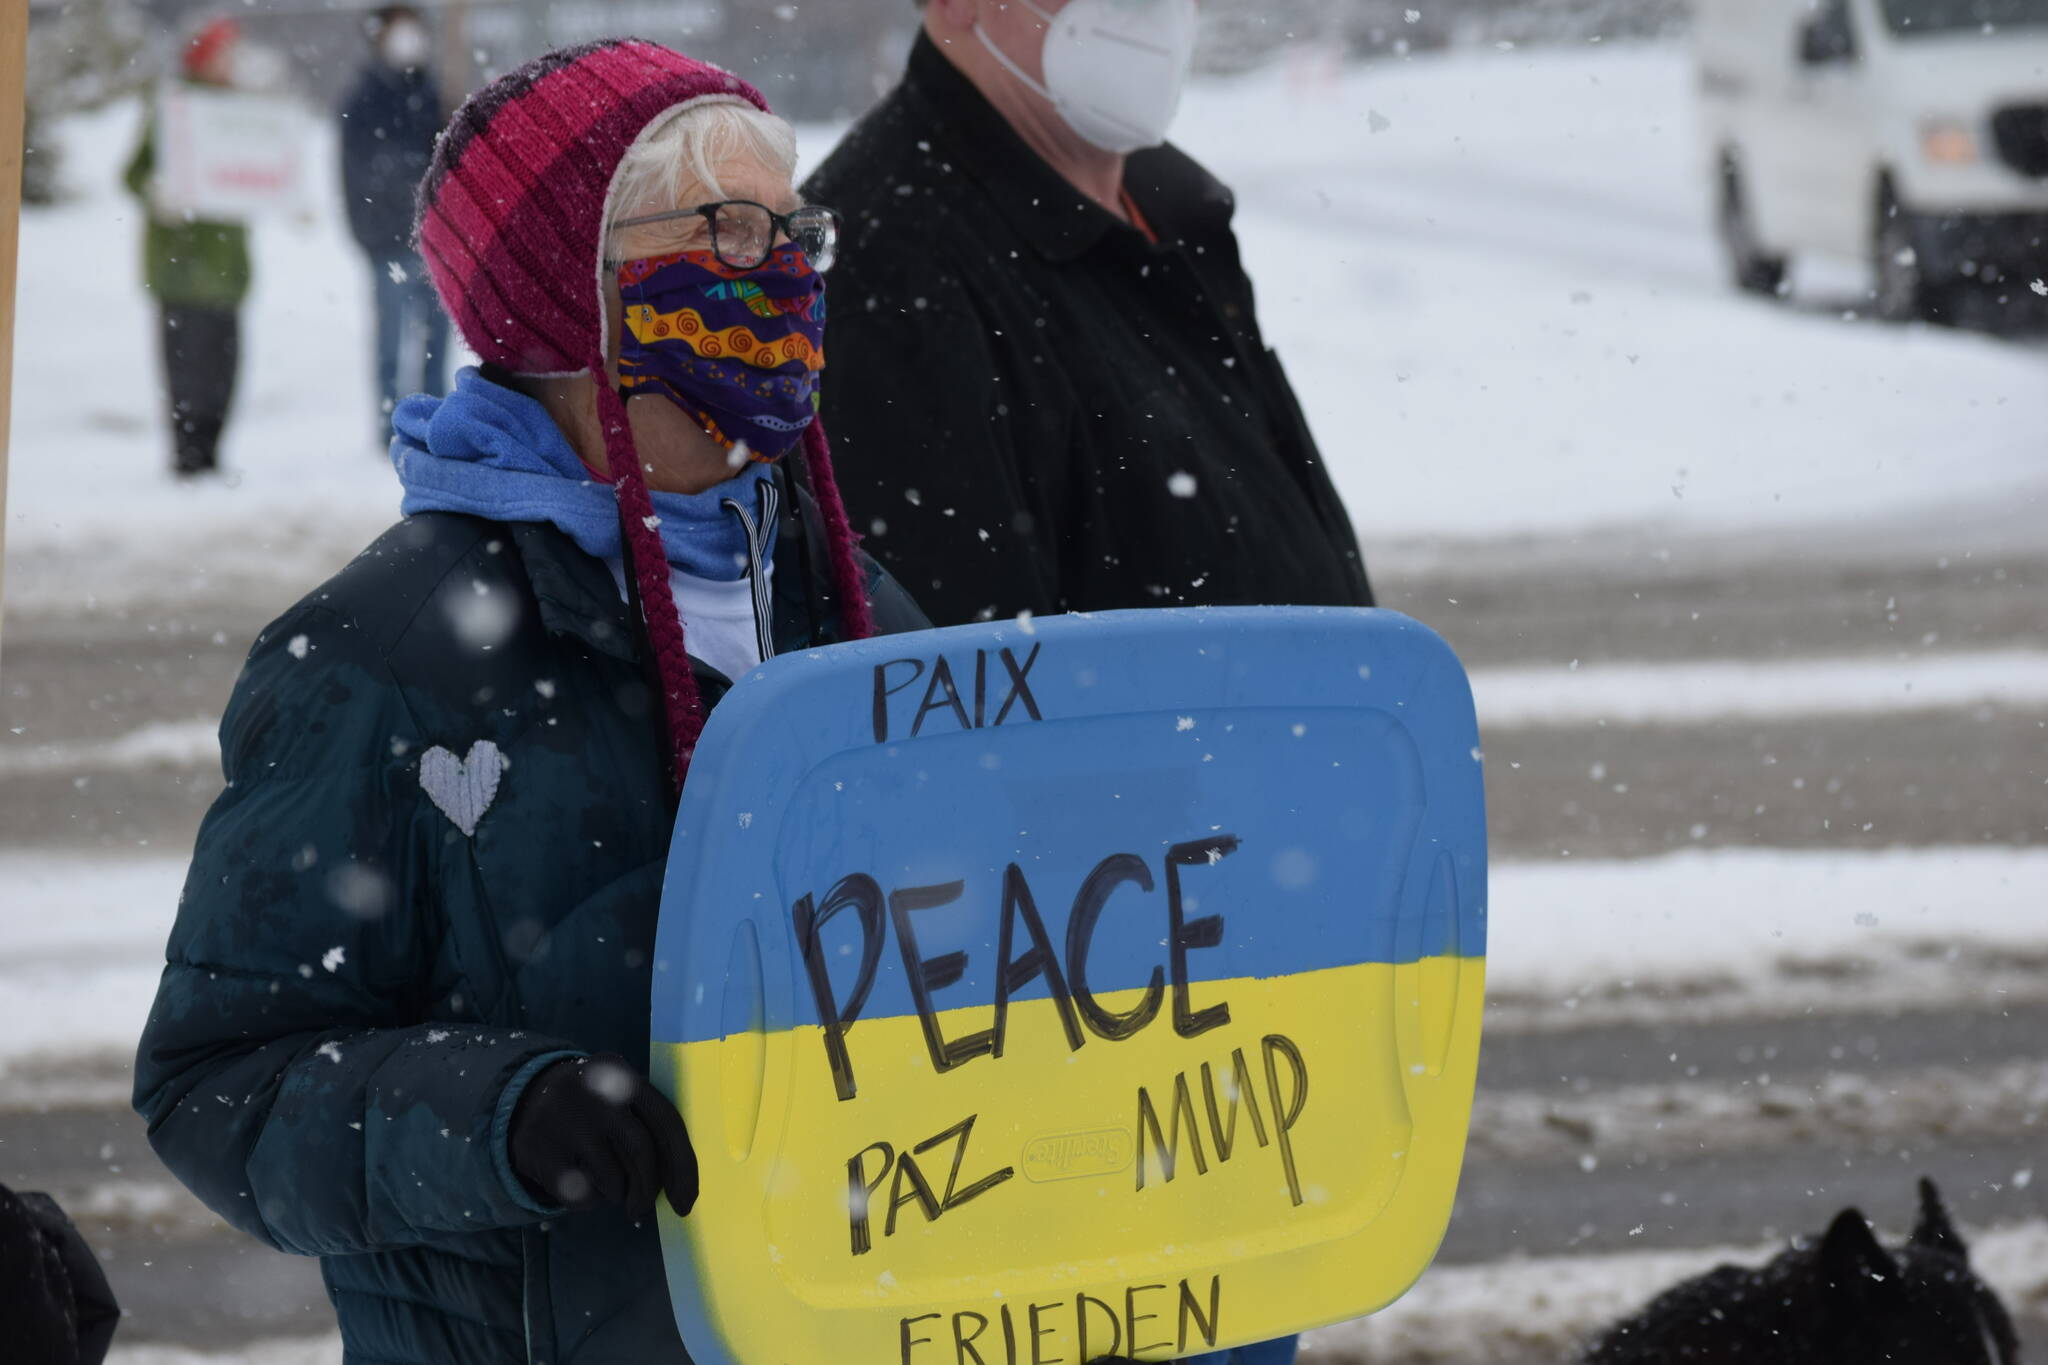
[133,486,926,1364]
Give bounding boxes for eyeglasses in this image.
[611,199,842,273]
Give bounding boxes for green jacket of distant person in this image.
[122,91,251,310]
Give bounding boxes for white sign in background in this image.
[153,83,311,223]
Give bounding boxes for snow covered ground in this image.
[1470,648,2048,728]
[1182,45,2048,546]
[108,1338,341,1365]
[8,43,2047,612]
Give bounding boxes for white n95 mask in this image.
[381,19,432,70]
[977,0,1200,155]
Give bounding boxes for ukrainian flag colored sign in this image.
[651,607,1486,1365]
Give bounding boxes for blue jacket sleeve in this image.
[133,604,579,1257]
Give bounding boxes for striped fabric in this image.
[722,477,782,667]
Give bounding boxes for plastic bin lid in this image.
[651,606,1487,1364]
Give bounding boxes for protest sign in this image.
[650,607,1487,1365]
[152,82,308,221]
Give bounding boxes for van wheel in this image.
[1873,188,1945,323]
[1718,163,1786,297]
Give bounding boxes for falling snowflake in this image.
[321,946,346,973]
[448,588,518,650]
[585,1059,636,1103]
[1167,471,1198,498]
[386,260,409,284]
[1272,847,1316,886]
[287,634,310,660]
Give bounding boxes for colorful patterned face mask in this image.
[616,243,826,462]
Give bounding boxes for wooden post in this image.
[0,0,29,664]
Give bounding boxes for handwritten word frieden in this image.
[873,644,1043,743]
[1135,1034,1311,1207]
[899,1275,1222,1364]
[846,1113,1015,1255]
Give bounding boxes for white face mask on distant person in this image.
[381,19,431,69]
[976,0,1200,155]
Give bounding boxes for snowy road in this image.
[5,525,2044,1360]
[5,996,2047,1362]
[7,537,2045,858]
[5,37,2046,1365]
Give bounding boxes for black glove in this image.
[506,1054,699,1217]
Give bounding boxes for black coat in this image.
[339,61,442,256]
[803,33,1372,627]
[0,1183,119,1365]
[133,479,926,1365]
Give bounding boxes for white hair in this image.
[605,99,800,255]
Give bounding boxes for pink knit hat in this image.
[182,16,240,78]
[415,40,875,791]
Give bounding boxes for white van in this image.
[1695,0,2048,320]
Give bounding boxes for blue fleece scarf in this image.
[391,367,774,582]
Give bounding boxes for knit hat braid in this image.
[415,39,876,791]
[593,372,709,780]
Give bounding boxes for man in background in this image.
[339,4,447,437]
[804,0,1372,628]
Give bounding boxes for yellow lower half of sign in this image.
[655,955,1485,1365]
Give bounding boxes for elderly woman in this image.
[133,42,924,1365]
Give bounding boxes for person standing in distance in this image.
[124,16,252,477]
[339,5,449,437]
[803,0,1373,627]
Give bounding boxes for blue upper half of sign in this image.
[654,608,1486,1046]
